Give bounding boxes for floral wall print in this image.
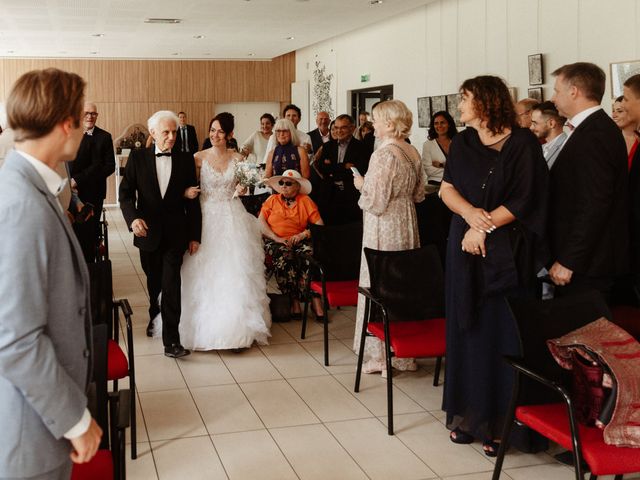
[312,60,334,118]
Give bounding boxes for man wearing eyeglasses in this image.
[515,98,538,129]
[314,114,369,225]
[69,102,115,262]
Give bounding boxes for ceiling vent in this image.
[144,18,182,24]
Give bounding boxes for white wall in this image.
[295,0,640,145]
[215,102,280,150]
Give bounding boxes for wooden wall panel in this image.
[107,60,150,103]
[147,61,181,102]
[179,61,208,102]
[0,53,294,141]
[87,60,118,103]
[203,61,217,103]
[0,60,5,101]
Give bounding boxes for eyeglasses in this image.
[84,112,98,117]
[278,180,295,187]
[275,129,291,134]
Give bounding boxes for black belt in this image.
[427,180,441,186]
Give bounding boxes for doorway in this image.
[350,85,393,125]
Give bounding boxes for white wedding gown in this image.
[177,158,271,350]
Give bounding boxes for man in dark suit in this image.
[70,101,115,262]
[314,114,370,225]
[308,110,331,153]
[173,111,199,154]
[119,110,202,358]
[0,68,102,479]
[548,62,628,299]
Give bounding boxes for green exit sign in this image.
[360,74,370,82]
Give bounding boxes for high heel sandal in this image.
[449,428,474,444]
[482,439,500,457]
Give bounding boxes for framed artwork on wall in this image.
[417,97,432,128]
[446,93,463,127]
[430,95,447,115]
[527,87,543,102]
[610,60,640,98]
[528,53,543,85]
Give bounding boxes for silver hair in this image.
[148,110,179,132]
[273,118,300,146]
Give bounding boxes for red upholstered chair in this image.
[71,323,130,480]
[302,222,363,366]
[89,260,137,460]
[354,245,446,435]
[493,291,640,480]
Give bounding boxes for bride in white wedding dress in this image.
[177,112,271,350]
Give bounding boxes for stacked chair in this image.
[354,245,446,435]
[302,222,363,366]
[492,291,640,480]
[70,324,130,479]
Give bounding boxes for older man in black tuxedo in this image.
[548,62,628,299]
[70,101,115,262]
[119,110,202,358]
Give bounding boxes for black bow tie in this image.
[156,152,171,157]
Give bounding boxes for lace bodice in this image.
[200,158,238,202]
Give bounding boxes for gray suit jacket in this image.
[0,151,91,477]
[544,131,567,170]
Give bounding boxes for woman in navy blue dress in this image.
[440,76,549,456]
[265,118,310,178]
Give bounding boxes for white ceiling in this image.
[0,0,432,60]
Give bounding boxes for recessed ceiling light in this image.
[248,53,255,56]
[286,36,294,40]
[145,18,182,24]
[91,33,104,37]
[193,35,205,39]
[370,0,383,4]
[90,51,98,55]
[171,52,179,55]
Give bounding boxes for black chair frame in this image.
[492,292,624,480]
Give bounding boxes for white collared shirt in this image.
[154,148,172,198]
[84,127,95,136]
[567,106,602,138]
[18,150,68,212]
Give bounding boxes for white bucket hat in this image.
[266,169,312,195]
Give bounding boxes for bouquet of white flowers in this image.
[233,161,263,197]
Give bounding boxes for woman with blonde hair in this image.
[353,99,425,375]
[264,118,310,178]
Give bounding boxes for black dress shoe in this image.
[146,320,154,337]
[164,344,191,358]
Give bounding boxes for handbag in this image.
[267,293,291,323]
[570,350,615,427]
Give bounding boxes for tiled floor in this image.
[104,207,634,480]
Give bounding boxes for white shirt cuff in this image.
[63,408,91,439]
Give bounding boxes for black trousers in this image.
[140,243,184,347]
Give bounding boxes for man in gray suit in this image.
[529,101,568,169]
[0,68,102,479]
